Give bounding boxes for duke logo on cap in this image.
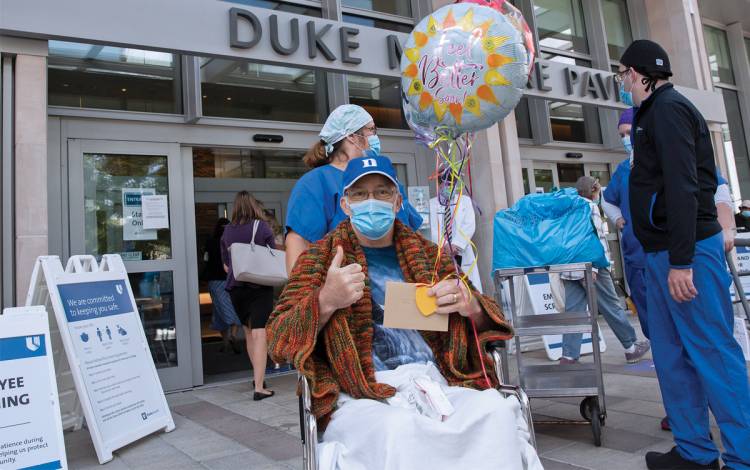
[342,154,400,191]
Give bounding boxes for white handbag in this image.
[230,220,288,287]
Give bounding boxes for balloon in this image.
[456,0,536,72]
[401,3,528,137]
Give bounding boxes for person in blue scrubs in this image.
[284,104,423,273]
[604,110,737,340]
[603,107,738,434]
[619,40,750,470]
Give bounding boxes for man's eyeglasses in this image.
[614,68,630,84]
[346,187,396,202]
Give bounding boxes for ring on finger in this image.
[452,293,458,304]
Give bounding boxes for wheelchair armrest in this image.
[484,339,507,352]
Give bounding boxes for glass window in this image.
[534,168,554,193]
[48,41,182,113]
[557,163,585,188]
[515,97,533,139]
[342,0,411,18]
[83,154,172,260]
[342,13,413,33]
[703,26,735,85]
[541,52,591,67]
[193,147,308,179]
[549,101,602,143]
[522,167,530,194]
[590,169,611,186]
[131,271,178,369]
[200,58,326,123]
[602,0,632,60]
[720,89,750,196]
[347,75,408,129]
[534,0,589,54]
[221,0,322,17]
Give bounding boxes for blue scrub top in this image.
[285,164,424,243]
[604,159,728,269]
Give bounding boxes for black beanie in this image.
[620,39,672,77]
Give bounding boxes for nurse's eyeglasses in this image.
[346,186,396,202]
[354,125,378,136]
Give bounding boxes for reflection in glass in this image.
[535,0,588,54]
[342,13,413,33]
[220,0,321,17]
[590,170,611,186]
[347,75,408,129]
[541,52,591,67]
[515,97,533,139]
[557,163,585,188]
[549,101,602,144]
[534,169,554,193]
[130,271,177,369]
[201,58,326,123]
[522,168,530,194]
[83,154,172,260]
[193,147,307,179]
[720,89,750,196]
[342,0,411,17]
[602,0,632,60]
[703,26,735,85]
[48,41,182,113]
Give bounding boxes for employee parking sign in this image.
[26,255,175,464]
[0,306,68,470]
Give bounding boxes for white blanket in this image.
[318,363,543,470]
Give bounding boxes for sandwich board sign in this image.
[25,254,175,464]
[0,306,68,470]
[523,273,606,361]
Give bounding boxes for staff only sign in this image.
[0,306,67,470]
[26,255,175,464]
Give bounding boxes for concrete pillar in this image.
[642,0,712,90]
[14,54,47,301]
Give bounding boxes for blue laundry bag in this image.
[492,188,609,270]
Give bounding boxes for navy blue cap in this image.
[342,154,400,191]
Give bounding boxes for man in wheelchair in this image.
[267,155,542,470]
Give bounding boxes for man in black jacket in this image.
[619,40,750,470]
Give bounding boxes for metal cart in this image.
[493,262,607,446]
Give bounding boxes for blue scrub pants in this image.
[624,262,649,338]
[646,232,750,469]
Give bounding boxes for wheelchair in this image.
[298,340,536,470]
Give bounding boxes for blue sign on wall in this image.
[57,280,134,323]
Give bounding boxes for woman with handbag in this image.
[221,191,276,400]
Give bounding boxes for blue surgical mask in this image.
[619,84,634,107]
[367,135,381,155]
[348,199,395,240]
[621,136,633,154]
[742,210,750,218]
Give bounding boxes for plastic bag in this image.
[492,188,609,270]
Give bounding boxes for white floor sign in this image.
[0,306,68,470]
[26,255,175,464]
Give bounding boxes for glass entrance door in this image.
[67,139,193,391]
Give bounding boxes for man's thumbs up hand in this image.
[318,246,366,328]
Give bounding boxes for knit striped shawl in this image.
[267,220,513,428]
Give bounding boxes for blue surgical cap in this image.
[319,104,373,155]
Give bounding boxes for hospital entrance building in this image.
[0,0,748,390]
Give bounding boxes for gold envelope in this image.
[383,281,449,332]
